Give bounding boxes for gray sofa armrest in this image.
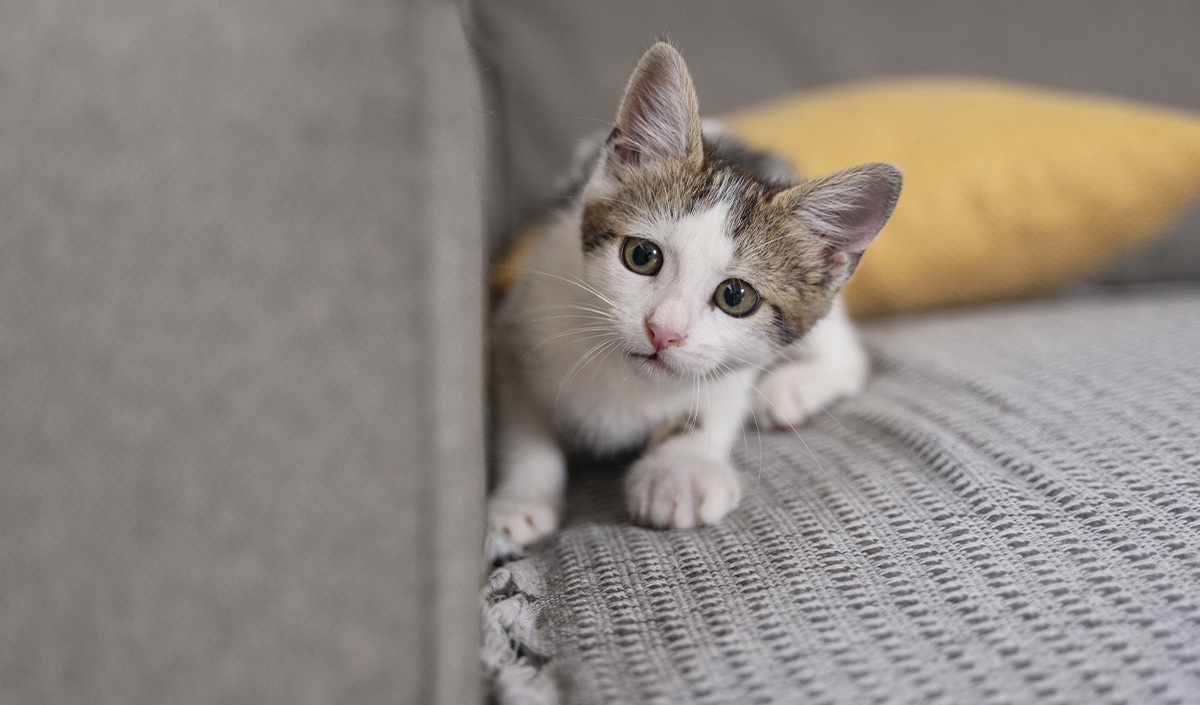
[411,3,489,703]
[0,0,484,703]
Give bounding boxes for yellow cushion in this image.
[726,80,1200,317]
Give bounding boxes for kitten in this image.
[490,42,901,546]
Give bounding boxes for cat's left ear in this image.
[604,42,704,178]
[774,163,903,286]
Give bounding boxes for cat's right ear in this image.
[604,42,704,179]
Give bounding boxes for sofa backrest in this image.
[469,0,1200,284]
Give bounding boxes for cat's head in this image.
[579,42,901,380]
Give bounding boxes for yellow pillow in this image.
[726,80,1200,317]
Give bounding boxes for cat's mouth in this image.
[629,349,728,381]
[628,350,676,375]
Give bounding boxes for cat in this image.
[489,42,901,546]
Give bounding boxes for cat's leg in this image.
[625,374,752,529]
[753,298,868,428]
[488,377,566,546]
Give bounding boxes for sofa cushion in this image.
[484,287,1200,704]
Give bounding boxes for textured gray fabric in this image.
[470,0,1200,278]
[0,1,483,704]
[485,288,1200,704]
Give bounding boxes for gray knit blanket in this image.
[483,287,1200,705]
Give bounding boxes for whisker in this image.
[722,353,774,376]
[663,371,701,466]
[821,406,849,432]
[526,328,615,356]
[510,267,618,308]
[726,353,851,435]
[529,313,616,325]
[734,366,766,502]
[527,302,617,316]
[567,275,618,308]
[587,337,623,384]
[715,362,758,500]
[746,381,834,487]
[556,338,620,412]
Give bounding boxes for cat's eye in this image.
[621,237,663,276]
[714,278,760,317]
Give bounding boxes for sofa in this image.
[473,2,1200,704]
[2,1,1197,704]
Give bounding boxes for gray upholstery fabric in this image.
[1098,204,1200,285]
[0,1,483,704]
[470,0,1200,279]
[485,287,1200,704]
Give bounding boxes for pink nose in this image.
[646,321,685,352]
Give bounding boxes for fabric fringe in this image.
[481,536,559,705]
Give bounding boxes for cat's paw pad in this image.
[625,453,741,529]
[488,497,560,546]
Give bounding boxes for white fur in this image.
[752,299,868,428]
[487,44,892,546]
[489,196,868,544]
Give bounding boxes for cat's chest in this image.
[532,334,694,450]
[499,215,714,449]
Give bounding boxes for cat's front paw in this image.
[488,496,561,546]
[754,359,863,429]
[625,451,741,529]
